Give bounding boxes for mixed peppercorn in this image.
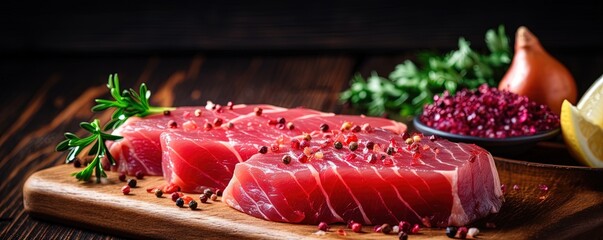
[115,104,502,238]
[115,170,494,238]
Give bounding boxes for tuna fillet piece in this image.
[222,130,503,227]
[108,103,405,176]
[108,103,287,175]
[161,108,406,192]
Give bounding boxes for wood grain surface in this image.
[1,52,603,239]
[20,144,603,240]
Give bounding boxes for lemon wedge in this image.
[577,74,603,128]
[560,100,603,167]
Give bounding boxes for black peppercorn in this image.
[258,146,268,154]
[365,141,375,150]
[446,226,458,238]
[189,200,198,210]
[176,198,184,207]
[203,188,214,198]
[199,194,208,203]
[349,142,358,151]
[127,179,137,188]
[387,147,395,155]
[282,155,291,164]
[398,231,408,240]
[319,123,329,132]
[154,189,163,198]
[334,141,343,149]
[277,117,286,124]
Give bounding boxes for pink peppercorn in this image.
[135,170,144,179]
[213,118,223,127]
[398,221,411,233]
[118,173,126,182]
[121,185,130,195]
[318,222,329,231]
[171,192,180,202]
[290,139,300,150]
[457,226,468,239]
[351,223,362,233]
[411,224,420,234]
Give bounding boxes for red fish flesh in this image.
[108,103,405,177]
[161,108,406,192]
[222,130,503,227]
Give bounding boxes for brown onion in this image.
[498,26,577,115]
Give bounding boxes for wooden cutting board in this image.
[23,153,603,239]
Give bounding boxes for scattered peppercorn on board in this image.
[23,143,603,239]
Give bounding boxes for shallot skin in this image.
[499,26,577,115]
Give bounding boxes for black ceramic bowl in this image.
[413,116,561,157]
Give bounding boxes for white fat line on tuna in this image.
[222,174,243,212]
[307,164,344,222]
[165,145,226,186]
[392,170,432,208]
[432,150,454,169]
[111,139,152,174]
[246,166,290,222]
[453,142,473,160]
[283,170,320,214]
[326,161,371,224]
[137,131,162,150]
[229,173,271,220]
[371,167,421,221]
[231,104,288,112]
[292,112,335,121]
[434,141,463,167]
[485,153,504,202]
[433,169,469,226]
[217,141,244,163]
[284,171,311,199]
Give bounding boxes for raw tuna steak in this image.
[222,130,503,227]
[161,108,407,192]
[108,103,287,175]
[108,103,405,176]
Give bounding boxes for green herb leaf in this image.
[93,74,174,130]
[340,25,512,117]
[56,119,123,182]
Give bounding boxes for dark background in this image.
[2,1,602,85]
[1,1,603,239]
[2,1,602,110]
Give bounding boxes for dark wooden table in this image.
[2,2,603,238]
[0,50,601,239]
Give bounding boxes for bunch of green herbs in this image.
[340,25,512,117]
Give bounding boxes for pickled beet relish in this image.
[419,84,559,138]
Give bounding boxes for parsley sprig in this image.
[57,74,174,182]
[92,74,175,130]
[56,119,122,183]
[340,25,511,117]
